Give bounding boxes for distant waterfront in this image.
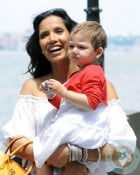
[0,31,140,50]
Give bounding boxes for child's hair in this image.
[70,21,107,50]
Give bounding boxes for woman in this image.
[2,8,136,175]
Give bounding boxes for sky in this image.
[0,0,139,36]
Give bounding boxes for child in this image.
[34,21,108,175]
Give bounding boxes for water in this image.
[0,48,140,150]
[0,50,30,149]
[105,48,140,114]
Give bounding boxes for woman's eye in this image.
[55,28,63,34]
[39,32,49,39]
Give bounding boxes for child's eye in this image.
[69,44,74,49]
[79,46,86,49]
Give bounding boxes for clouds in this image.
[0,0,139,35]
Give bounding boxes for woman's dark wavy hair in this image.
[26,8,77,78]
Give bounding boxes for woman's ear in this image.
[96,47,103,59]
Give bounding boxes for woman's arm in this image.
[10,137,34,162]
[10,138,113,165]
[47,144,100,167]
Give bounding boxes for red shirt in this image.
[50,64,107,109]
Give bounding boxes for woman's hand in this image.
[47,144,69,168]
[62,162,89,175]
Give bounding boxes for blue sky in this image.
[0,0,139,36]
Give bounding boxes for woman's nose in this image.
[48,33,57,42]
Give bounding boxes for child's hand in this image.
[42,79,67,97]
[40,80,56,99]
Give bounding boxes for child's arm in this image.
[63,88,92,111]
[41,79,92,111]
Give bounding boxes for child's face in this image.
[68,35,98,68]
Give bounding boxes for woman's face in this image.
[39,15,70,63]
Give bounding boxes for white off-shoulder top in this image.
[2,95,136,175]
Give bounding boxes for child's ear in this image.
[96,47,103,59]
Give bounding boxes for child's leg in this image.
[35,163,53,175]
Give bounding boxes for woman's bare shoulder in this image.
[19,78,40,95]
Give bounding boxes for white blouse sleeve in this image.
[2,96,37,140]
[2,95,57,141]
